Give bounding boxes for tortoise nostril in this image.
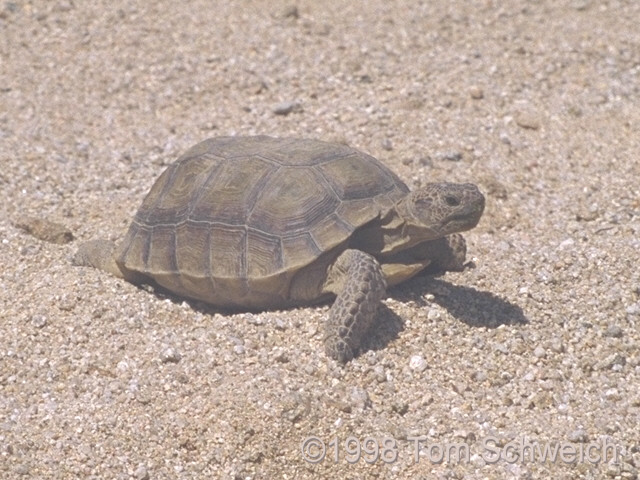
[445,195,460,207]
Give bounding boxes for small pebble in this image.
[494,343,509,354]
[350,387,371,409]
[607,354,626,368]
[568,429,589,443]
[515,110,541,130]
[409,355,428,372]
[469,85,484,99]
[391,402,409,415]
[245,313,264,325]
[575,206,599,221]
[273,101,301,115]
[426,308,440,320]
[604,388,620,400]
[471,370,487,382]
[233,344,245,355]
[452,381,468,394]
[31,315,47,328]
[436,151,463,162]
[604,324,623,338]
[135,465,149,480]
[373,365,386,383]
[273,348,288,363]
[558,238,575,249]
[15,463,30,475]
[549,339,565,353]
[533,346,546,358]
[161,347,182,363]
[626,303,640,316]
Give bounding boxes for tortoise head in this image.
[399,182,485,239]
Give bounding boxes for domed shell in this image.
[115,136,409,307]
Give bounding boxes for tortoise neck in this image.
[378,207,423,254]
[352,206,419,256]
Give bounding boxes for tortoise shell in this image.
[115,136,409,308]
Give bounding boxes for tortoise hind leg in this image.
[72,239,124,279]
[323,249,386,363]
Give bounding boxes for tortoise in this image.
[74,136,485,363]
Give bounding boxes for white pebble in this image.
[626,303,640,315]
[558,238,575,249]
[533,346,546,358]
[604,388,619,399]
[135,465,149,480]
[160,347,182,363]
[409,355,428,372]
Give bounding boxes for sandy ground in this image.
[2,1,640,479]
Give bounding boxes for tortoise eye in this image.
[445,195,460,207]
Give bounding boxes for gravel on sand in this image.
[2,1,639,479]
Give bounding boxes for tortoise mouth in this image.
[441,208,483,231]
[448,194,485,228]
